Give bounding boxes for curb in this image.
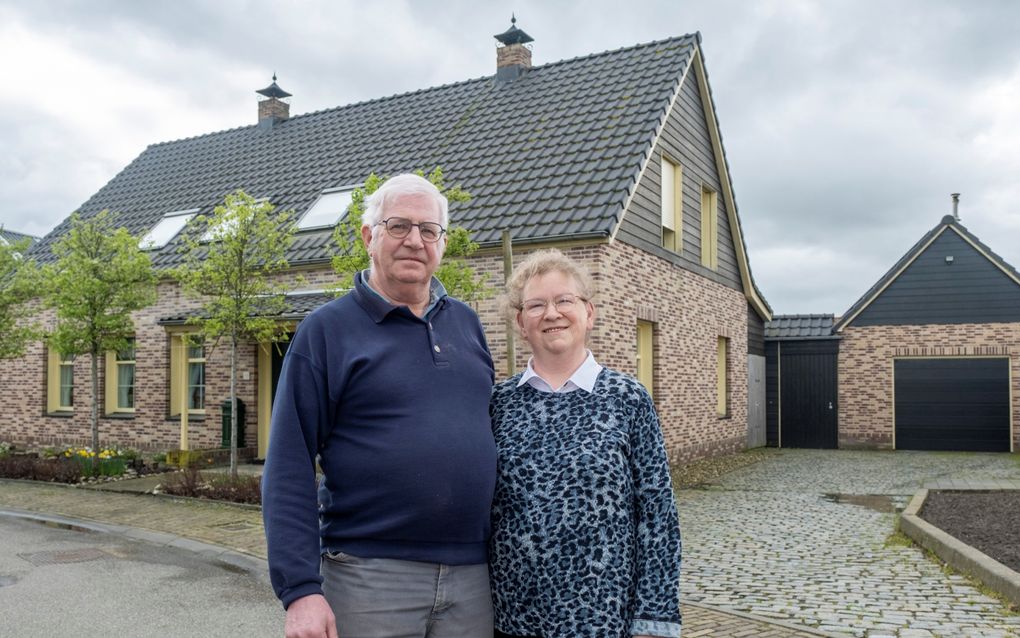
[898,488,1020,607]
[681,600,847,637]
[0,507,271,584]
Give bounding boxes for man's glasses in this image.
[520,294,588,317]
[377,217,446,243]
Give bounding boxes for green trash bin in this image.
[221,398,246,448]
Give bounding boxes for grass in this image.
[884,529,914,548]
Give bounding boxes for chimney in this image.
[256,74,292,128]
[951,193,960,221]
[494,15,534,84]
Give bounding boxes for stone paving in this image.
[3,450,1020,637]
[678,448,1020,637]
[0,480,268,557]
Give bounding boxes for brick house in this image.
[3,23,771,463]
[766,214,1019,452]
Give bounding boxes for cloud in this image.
[2,0,1019,314]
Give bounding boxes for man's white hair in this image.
[362,174,449,244]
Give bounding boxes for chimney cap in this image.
[495,14,534,46]
[257,73,292,99]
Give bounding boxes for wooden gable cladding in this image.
[612,45,770,321]
[841,224,1020,329]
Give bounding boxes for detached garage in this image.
[835,214,1020,452]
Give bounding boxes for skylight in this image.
[297,188,355,230]
[139,209,199,250]
[200,198,268,242]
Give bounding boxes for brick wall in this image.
[0,277,294,452]
[838,323,1020,450]
[1,248,750,463]
[472,241,749,463]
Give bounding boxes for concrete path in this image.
[679,449,1020,637]
[0,475,832,637]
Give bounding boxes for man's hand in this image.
[285,594,338,638]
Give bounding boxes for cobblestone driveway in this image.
[678,449,1020,638]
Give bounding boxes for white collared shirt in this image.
[518,350,603,394]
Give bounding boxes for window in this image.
[200,216,238,243]
[660,156,682,252]
[717,336,729,417]
[700,186,718,269]
[47,350,74,412]
[200,198,269,242]
[297,188,355,230]
[636,320,654,398]
[187,345,206,411]
[140,209,199,250]
[170,335,206,415]
[105,338,136,413]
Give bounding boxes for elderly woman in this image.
[489,249,682,638]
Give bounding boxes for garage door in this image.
[894,358,1010,452]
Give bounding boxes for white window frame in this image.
[140,209,199,250]
[297,187,357,230]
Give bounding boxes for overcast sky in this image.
[2,0,1018,315]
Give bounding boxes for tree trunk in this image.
[230,334,238,479]
[90,346,100,476]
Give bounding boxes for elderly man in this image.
[262,173,496,638]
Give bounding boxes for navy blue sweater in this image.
[262,274,496,608]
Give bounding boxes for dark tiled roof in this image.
[835,215,1020,331]
[29,35,700,269]
[1,229,40,245]
[765,314,836,340]
[158,291,337,324]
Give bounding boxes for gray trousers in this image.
[321,551,494,638]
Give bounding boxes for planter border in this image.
[899,488,1020,606]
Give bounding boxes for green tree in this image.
[0,230,41,359]
[44,211,157,465]
[331,167,489,301]
[175,190,296,477]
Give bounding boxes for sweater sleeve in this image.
[261,345,334,609]
[628,391,682,638]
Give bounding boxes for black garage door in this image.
[895,358,1010,452]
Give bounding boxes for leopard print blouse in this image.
[489,369,682,638]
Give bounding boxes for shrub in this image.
[158,468,262,505]
[0,441,11,457]
[0,455,82,482]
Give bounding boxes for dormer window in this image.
[140,209,199,250]
[297,188,355,230]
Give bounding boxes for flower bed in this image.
[155,467,262,505]
[0,443,168,484]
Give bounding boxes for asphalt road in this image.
[0,514,284,637]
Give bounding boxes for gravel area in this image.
[671,447,777,489]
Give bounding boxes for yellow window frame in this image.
[636,320,655,398]
[47,349,74,412]
[717,336,729,417]
[170,334,206,416]
[701,185,718,269]
[105,338,136,414]
[660,156,683,252]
